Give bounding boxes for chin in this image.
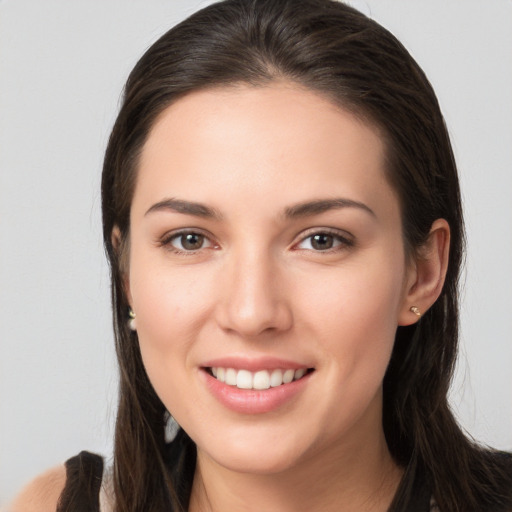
[211,448,301,475]
[197,429,310,475]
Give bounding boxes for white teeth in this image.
[225,368,237,386]
[282,369,295,384]
[253,370,270,390]
[270,369,283,387]
[210,367,308,390]
[294,368,306,380]
[236,370,253,389]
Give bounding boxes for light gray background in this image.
[1,0,511,504]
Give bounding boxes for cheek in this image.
[128,251,216,370]
[301,256,404,324]
[128,263,217,417]
[294,261,403,435]
[297,252,405,371]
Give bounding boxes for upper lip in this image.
[201,356,312,372]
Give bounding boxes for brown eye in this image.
[181,233,204,250]
[310,233,334,250]
[167,231,212,252]
[296,230,353,252]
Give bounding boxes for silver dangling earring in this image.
[128,308,137,331]
[164,411,180,443]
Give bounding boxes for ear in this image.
[398,219,450,326]
[111,225,133,306]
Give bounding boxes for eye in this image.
[295,230,353,252]
[163,231,215,253]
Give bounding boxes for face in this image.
[126,83,414,475]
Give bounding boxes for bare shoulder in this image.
[8,465,66,512]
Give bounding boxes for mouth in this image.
[204,367,314,390]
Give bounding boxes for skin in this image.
[124,82,449,511]
[8,466,66,512]
[9,81,449,511]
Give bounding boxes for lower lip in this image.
[202,370,313,414]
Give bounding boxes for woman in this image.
[11,0,512,511]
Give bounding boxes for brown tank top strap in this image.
[57,451,104,512]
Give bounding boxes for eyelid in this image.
[159,228,218,253]
[293,227,354,251]
[157,226,353,254]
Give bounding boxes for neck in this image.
[189,418,402,512]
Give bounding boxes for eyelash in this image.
[159,229,216,255]
[159,228,354,255]
[293,228,354,253]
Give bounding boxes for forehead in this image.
[133,82,398,221]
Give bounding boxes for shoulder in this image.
[8,465,66,512]
[8,451,105,512]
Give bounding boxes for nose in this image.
[215,249,293,338]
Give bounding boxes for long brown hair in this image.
[99,1,512,510]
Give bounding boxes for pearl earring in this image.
[128,308,137,331]
[409,306,421,317]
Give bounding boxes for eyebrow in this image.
[145,198,223,219]
[284,198,376,219]
[145,197,375,221]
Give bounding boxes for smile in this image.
[208,367,311,390]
